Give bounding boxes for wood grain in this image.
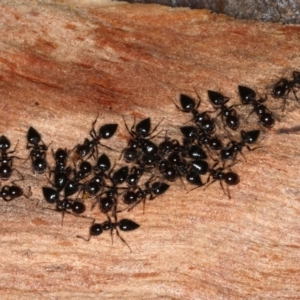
[0,1,300,299]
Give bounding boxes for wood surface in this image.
[0,1,300,299]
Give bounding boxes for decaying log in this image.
[0,1,300,299]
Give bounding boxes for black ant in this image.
[42,186,86,225]
[172,92,215,134]
[64,161,92,197]
[186,170,205,189]
[180,126,222,153]
[42,186,59,204]
[121,116,162,162]
[26,127,49,174]
[77,215,140,252]
[126,166,146,188]
[205,162,240,199]
[208,90,240,131]
[219,130,260,162]
[122,180,170,212]
[72,117,118,162]
[94,166,129,216]
[1,185,32,202]
[186,160,239,198]
[271,71,300,110]
[158,133,180,158]
[238,86,275,128]
[83,153,111,199]
[197,132,223,151]
[48,148,71,192]
[0,135,23,183]
[55,199,86,225]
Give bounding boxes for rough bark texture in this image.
[0,1,300,299]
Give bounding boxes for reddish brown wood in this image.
[0,1,300,299]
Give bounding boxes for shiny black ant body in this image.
[83,154,111,199]
[205,162,240,199]
[26,127,48,174]
[173,93,215,134]
[73,117,118,162]
[77,215,140,252]
[121,117,161,163]
[271,71,300,110]
[187,160,239,198]
[49,148,71,192]
[0,135,23,182]
[95,166,129,216]
[42,186,86,225]
[197,132,223,151]
[1,185,31,202]
[180,125,222,153]
[64,161,92,197]
[126,166,146,188]
[219,130,260,162]
[238,86,275,128]
[122,181,170,212]
[208,90,240,131]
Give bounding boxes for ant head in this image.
[271,80,289,98]
[241,130,260,144]
[27,127,41,145]
[42,186,59,203]
[99,124,118,139]
[179,94,196,112]
[180,126,198,140]
[136,118,151,137]
[0,135,10,151]
[208,90,229,106]
[198,119,216,135]
[238,85,256,104]
[79,161,92,174]
[54,148,68,162]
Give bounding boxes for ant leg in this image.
[238,150,247,162]
[226,184,232,199]
[246,145,264,152]
[98,142,118,153]
[203,176,216,192]
[122,115,136,138]
[281,97,288,112]
[149,118,164,137]
[115,227,132,253]
[246,109,255,121]
[212,161,219,169]
[89,114,100,139]
[76,218,96,241]
[61,211,65,227]
[11,169,25,185]
[193,87,202,109]
[168,96,185,112]
[219,180,226,196]
[292,88,300,102]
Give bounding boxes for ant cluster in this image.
[1,71,300,251]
